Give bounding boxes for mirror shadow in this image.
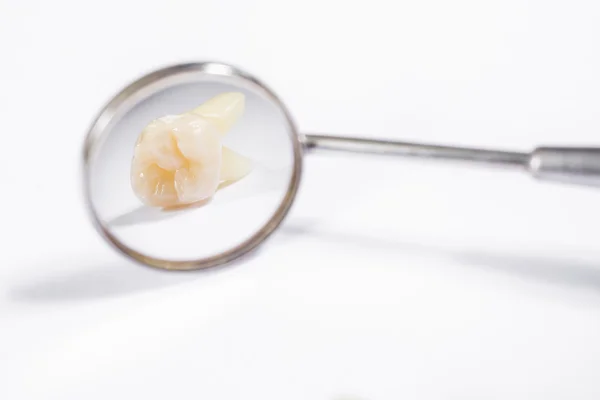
[279,221,600,296]
[8,248,262,303]
[11,219,600,303]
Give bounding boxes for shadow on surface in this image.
[8,248,260,303]
[9,262,192,302]
[12,220,600,303]
[108,199,211,227]
[279,222,600,294]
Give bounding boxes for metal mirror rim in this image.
[82,61,304,271]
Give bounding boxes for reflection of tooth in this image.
[130,92,252,208]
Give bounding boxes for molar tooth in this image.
[131,164,178,208]
[130,92,252,208]
[170,115,221,164]
[174,162,220,204]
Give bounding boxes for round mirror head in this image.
[83,63,303,270]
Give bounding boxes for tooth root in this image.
[190,92,245,135]
[219,146,253,183]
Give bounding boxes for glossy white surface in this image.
[2,0,600,399]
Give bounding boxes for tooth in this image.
[131,163,178,208]
[190,92,245,135]
[130,92,251,208]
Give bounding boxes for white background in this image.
[2,0,600,399]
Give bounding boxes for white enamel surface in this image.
[3,1,600,400]
[131,92,251,208]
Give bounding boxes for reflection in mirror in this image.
[88,76,297,263]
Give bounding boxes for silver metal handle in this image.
[529,147,600,186]
[304,134,600,188]
[304,134,529,167]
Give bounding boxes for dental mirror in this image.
[84,63,302,270]
[83,61,600,271]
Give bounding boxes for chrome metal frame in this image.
[82,62,304,271]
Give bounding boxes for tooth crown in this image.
[130,92,252,208]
